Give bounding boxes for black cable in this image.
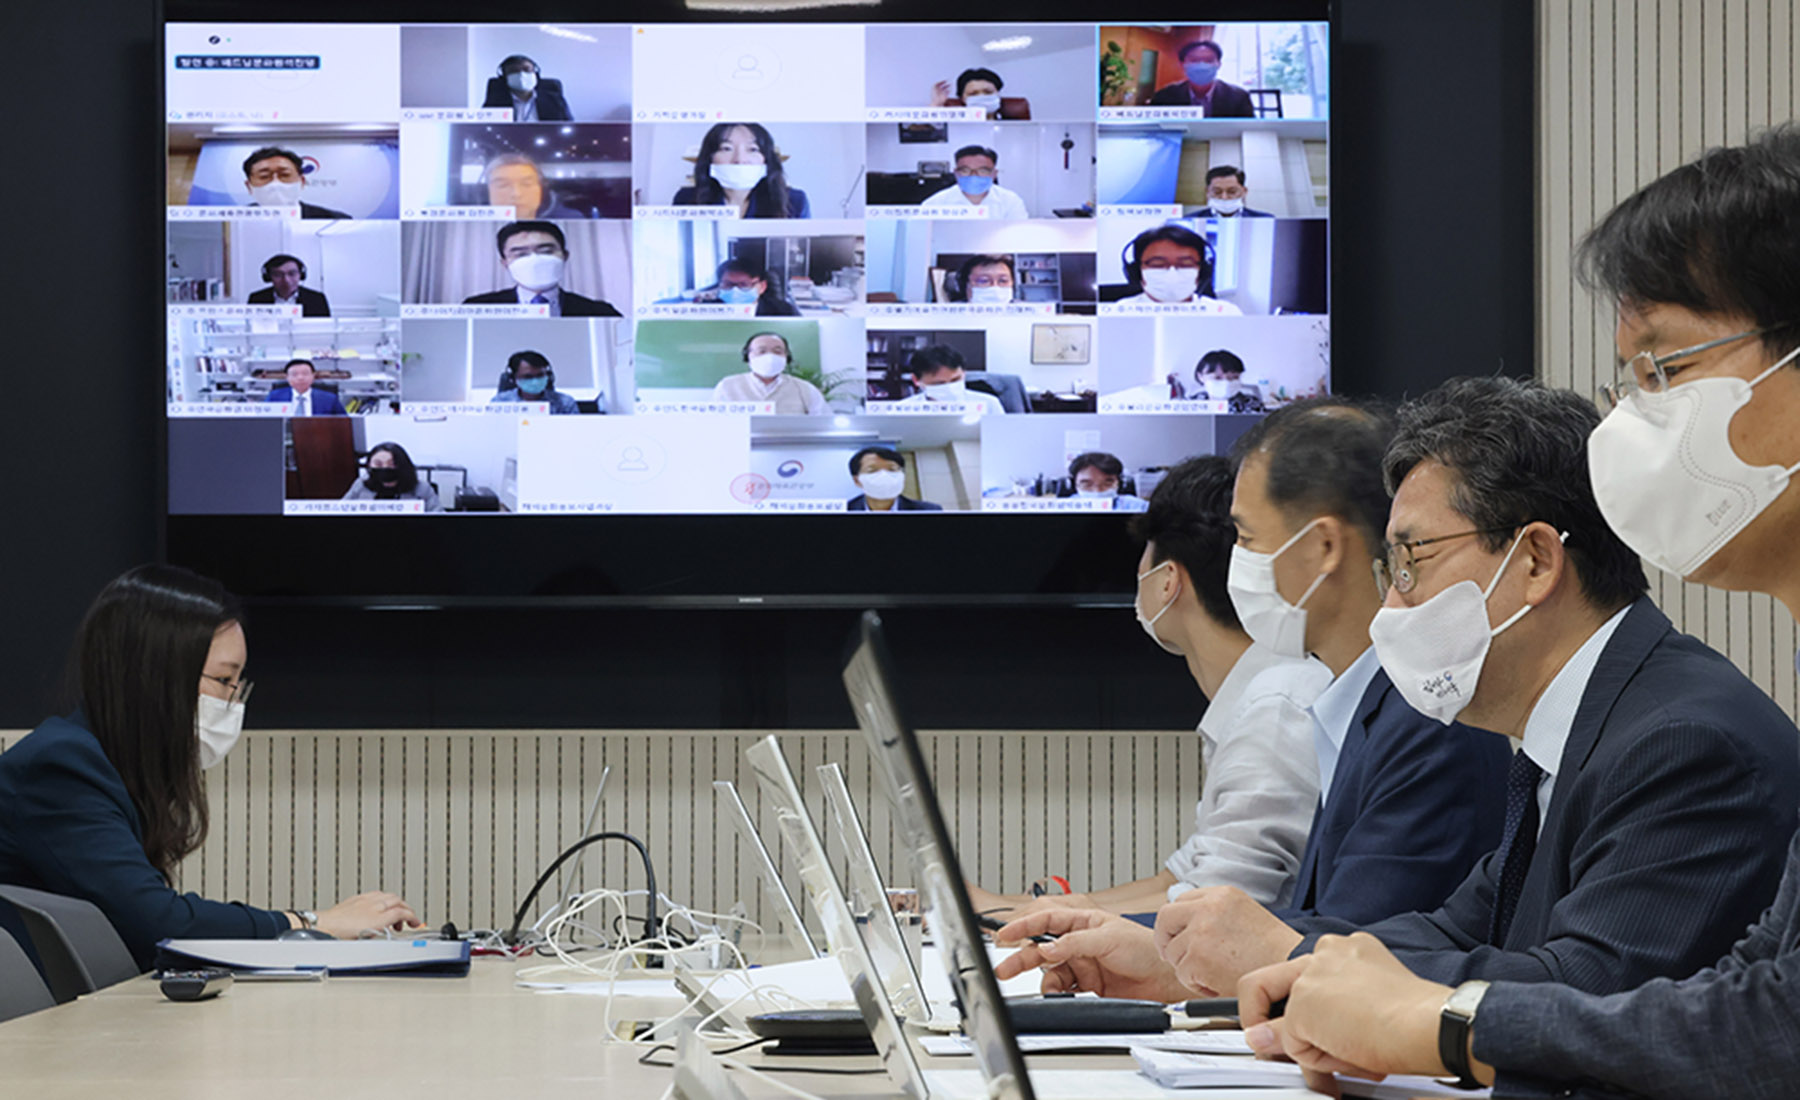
[635,1037,884,1075]
[507,831,657,946]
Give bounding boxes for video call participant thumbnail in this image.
[485,154,584,220]
[702,258,800,316]
[1070,451,1148,511]
[1120,225,1242,312]
[1174,350,1266,412]
[891,344,1005,415]
[1192,166,1273,218]
[489,350,583,414]
[846,446,942,512]
[267,358,346,416]
[482,54,571,122]
[921,144,1028,219]
[1148,39,1255,115]
[950,254,1017,304]
[243,147,350,219]
[463,221,620,317]
[929,67,1029,120]
[674,123,811,219]
[247,254,331,316]
[342,442,443,511]
[711,331,829,414]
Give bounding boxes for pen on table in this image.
[1171,997,1286,1020]
[976,913,1055,944]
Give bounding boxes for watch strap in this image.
[1438,980,1489,1089]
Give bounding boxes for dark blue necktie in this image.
[1489,751,1545,946]
[531,293,549,305]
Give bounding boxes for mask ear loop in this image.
[1270,518,1329,610]
[1744,345,1800,477]
[1139,560,1180,628]
[1484,529,1569,636]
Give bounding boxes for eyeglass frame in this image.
[1597,325,1771,410]
[1372,525,1519,599]
[200,672,255,705]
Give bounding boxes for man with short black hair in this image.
[929,67,1025,119]
[1067,451,1147,512]
[707,258,800,316]
[247,253,331,316]
[1148,40,1254,115]
[267,358,346,416]
[920,145,1028,218]
[1192,166,1273,218]
[241,147,350,220]
[845,447,941,512]
[891,345,1005,416]
[489,349,581,413]
[463,221,620,316]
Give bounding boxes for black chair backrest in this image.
[0,885,141,1002]
[0,927,53,1022]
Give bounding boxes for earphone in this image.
[498,56,538,76]
[261,255,306,283]
[504,351,555,389]
[1121,227,1215,291]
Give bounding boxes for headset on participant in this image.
[1097,315,1330,413]
[1097,23,1329,118]
[864,23,1098,122]
[979,413,1253,511]
[398,24,632,121]
[168,217,400,316]
[1096,215,1326,314]
[631,318,862,415]
[401,220,629,316]
[169,125,399,218]
[864,316,1097,413]
[399,318,628,414]
[863,125,1096,219]
[863,217,1097,311]
[634,219,864,315]
[633,121,866,218]
[285,417,522,514]
[1096,119,1329,216]
[399,124,632,219]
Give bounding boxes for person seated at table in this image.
[488,350,583,414]
[696,258,800,315]
[710,331,830,414]
[970,455,1328,917]
[463,221,621,316]
[888,344,1005,415]
[673,123,811,219]
[0,565,422,970]
[1118,224,1242,312]
[1068,451,1149,511]
[267,358,348,416]
[341,442,445,510]
[846,446,942,511]
[928,66,1029,119]
[483,153,585,220]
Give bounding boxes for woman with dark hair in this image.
[0,565,418,969]
[341,442,444,512]
[673,123,811,219]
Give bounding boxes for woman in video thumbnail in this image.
[341,442,444,512]
[1174,349,1266,412]
[673,123,811,219]
[0,565,421,968]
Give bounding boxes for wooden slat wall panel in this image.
[1539,0,1800,719]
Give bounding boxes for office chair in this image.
[0,885,141,1002]
[0,927,53,1021]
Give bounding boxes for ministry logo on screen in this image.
[776,460,805,479]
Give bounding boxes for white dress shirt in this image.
[1308,645,1384,804]
[291,388,314,417]
[710,372,829,415]
[1516,605,1631,835]
[512,94,538,122]
[919,182,1030,220]
[1165,643,1334,906]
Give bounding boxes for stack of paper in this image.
[1130,1047,1492,1098]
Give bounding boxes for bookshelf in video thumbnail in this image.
[164,19,1329,517]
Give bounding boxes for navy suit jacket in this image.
[1147,78,1256,115]
[267,386,347,415]
[481,76,573,120]
[846,494,942,511]
[0,716,287,969]
[1276,668,1512,925]
[1293,599,1800,995]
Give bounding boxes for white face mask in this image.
[711,162,767,191]
[196,694,245,770]
[1589,345,1800,577]
[1368,529,1545,725]
[1202,376,1239,400]
[1141,267,1199,303]
[1134,559,1183,655]
[250,180,303,207]
[858,469,906,500]
[507,253,564,292]
[964,92,1002,114]
[1226,517,1327,659]
[748,352,787,379]
[1209,197,1245,215]
[506,70,537,94]
[921,380,966,402]
[967,285,1013,304]
[1076,487,1119,499]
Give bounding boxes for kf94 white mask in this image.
[250,180,303,207]
[196,694,246,770]
[748,352,788,378]
[1140,268,1199,303]
[507,253,564,292]
[858,469,906,500]
[1226,518,1327,659]
[710,162,767,191]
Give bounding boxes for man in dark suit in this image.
[245,254,331,316]
[845,446,943,512]
[481,54,573,121]
[702,258,800,316]
[994,399,1511,999]
[462,221,620,317]
[1147,40,1255,115]
[241,146,350,220]
[1190,166,1275,218]
[266,358,347,416]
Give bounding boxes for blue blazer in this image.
[1293,599,1800,995]
[1275,668,1512,925]
[0,716,288,969]
[267,386,348,415]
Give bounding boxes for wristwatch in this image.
[1438,979,1490,1088]
[291,909,319,930]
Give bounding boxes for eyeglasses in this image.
[1597,326,1767,410]
[953,167,997,178]
[201,673,255,705]
[1372,526,1517,598]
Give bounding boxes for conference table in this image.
[0,956,1339,1098]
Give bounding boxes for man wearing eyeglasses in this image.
[919,145,1029,219]
[998,376,1797,1015]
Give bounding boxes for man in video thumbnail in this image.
[267,358,346,416]
[1148,40,1255,115]
[484,154,583,220]
[247,254,331,316]
[243,147,350,220]
[1071,451,1149,511]
[1119,224,1242,312]
[891,345,1006,415]
[951,255,1018,304]
[921,145,1029,219]
[711,331,830,414]
[489,350,582,414]
[928,67,1028,120]
[462,221,620,316]
[1192,166,1273,218]
[481,54,572,122]
[846,447,942,511]
[703,258,800,316]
